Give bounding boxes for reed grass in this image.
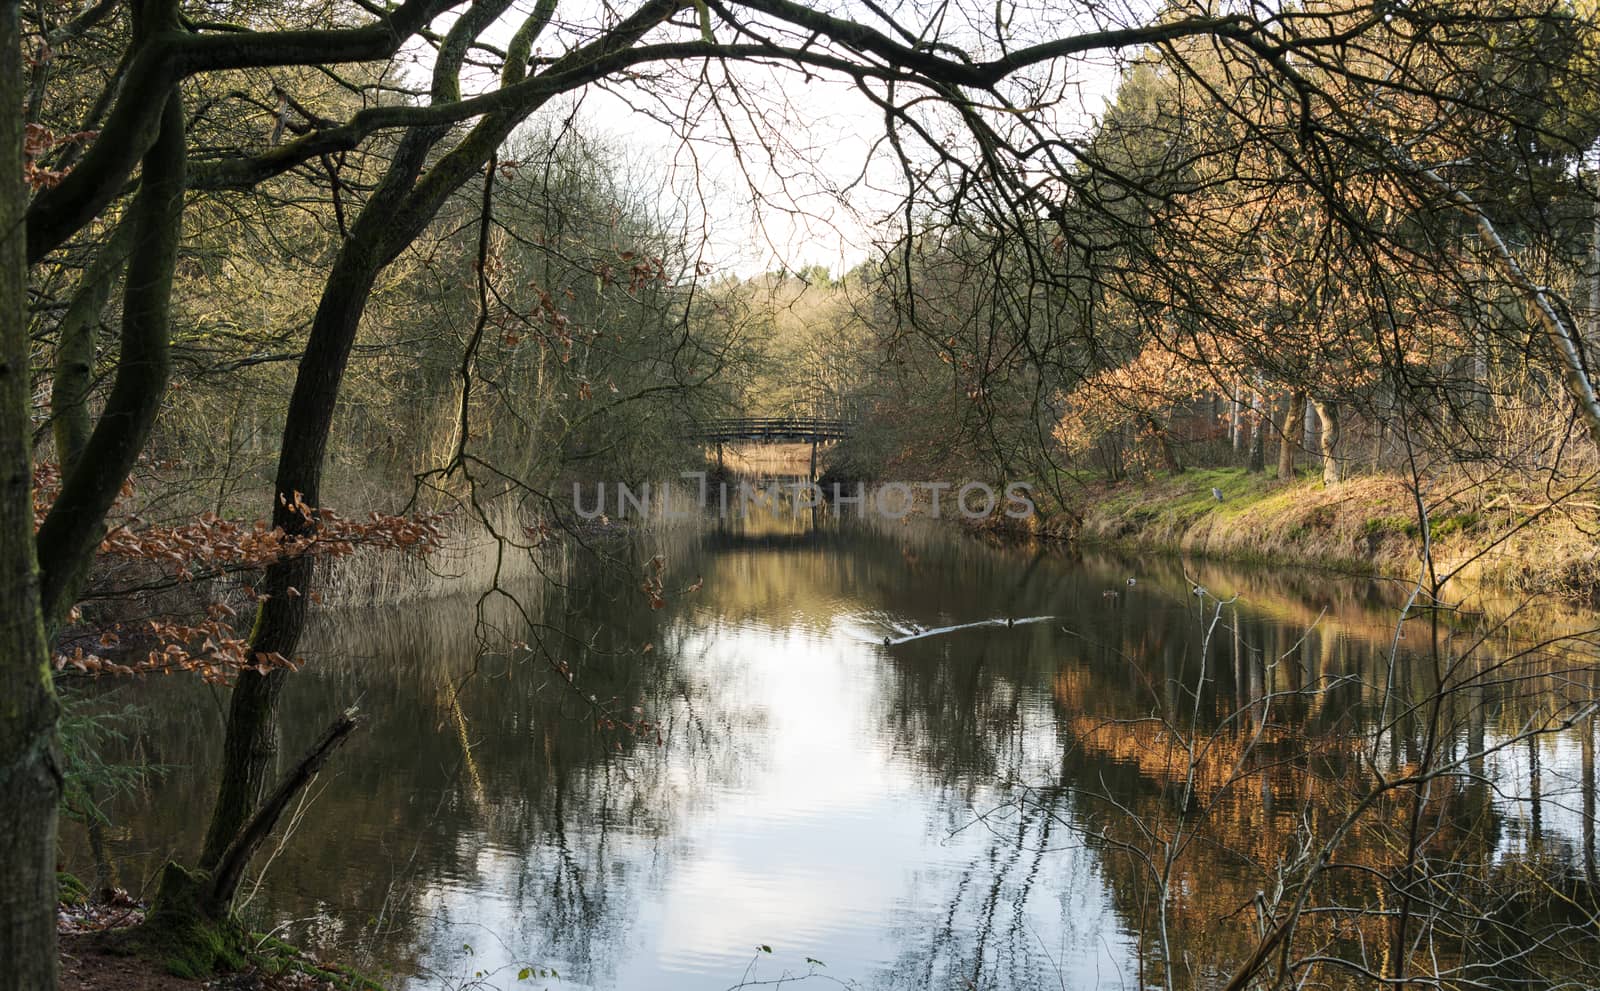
[315,500,563,608]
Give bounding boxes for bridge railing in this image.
[696,416,853,441]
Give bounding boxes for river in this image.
[73,498,1600,989]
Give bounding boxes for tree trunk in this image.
[194,0,596,896]
[1415,163,1600,448]
[205,708,360,912]
[0,0,62,983]
[1278,389,1306,481]
[198,248,383,870]
[33,85,185,633]
[1246,389,1266,473]
[1230,380,1244,455]
[1146,415,1182,474]
[1314,398,1342,484]
[1588,149,1600,344]
[84,797,119,901]
[51,219,134,470]
[197,10,464,867]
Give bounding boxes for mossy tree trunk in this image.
[149,708,359,972]
[3,0,187,978]
[0,3,61,987]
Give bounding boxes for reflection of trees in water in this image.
[870,786,1115,991]
[863,542,1600,989]
[70,542,768,985]
[66,518,1600,989]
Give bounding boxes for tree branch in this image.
[203,706,362,913]
[24,0,459,262]
[34,87,184,631]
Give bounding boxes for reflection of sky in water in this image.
[404,617,1131,990]
[1487,724,1598,864]
[73,517,1600,991]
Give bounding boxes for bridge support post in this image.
[809,440,817,483]
[717,440,724,474]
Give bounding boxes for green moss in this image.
[1085,467,1276,532]
[1362,516,1417,539]
[112,863,247,978]
[246,935,387,990]
[57,871,89,906]
[109,863,387,988]
[1430,512,1480,540]
[1060,469,1599,604]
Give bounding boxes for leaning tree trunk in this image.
[193,0,597,913]
[197,246,384,873]
[195,0,506,879]
[0,0,61,985]
[1278,389,1307,481]
[1409,160,1600,449]
[1313,398,1342,484]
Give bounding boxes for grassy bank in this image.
[1057,468,1600,604]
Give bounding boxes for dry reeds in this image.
[315,499,563,608]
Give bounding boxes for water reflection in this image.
[71,502,1600,990]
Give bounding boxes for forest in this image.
[5,0,1600,989]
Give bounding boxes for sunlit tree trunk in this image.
[0,0,61,983]
[1588,148,1600,345]
[1145,415,1182,474]
[1246,384,1266,473]
[1313,398,1341,484]
[1278,389,1306,480]
[1230,379,1244,456]
[1472,324,1491,420]
[1412,162,1600,447]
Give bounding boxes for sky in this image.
[430,0,1143,279]
[574,69,899,278]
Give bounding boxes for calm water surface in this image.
[83,503,1599,989]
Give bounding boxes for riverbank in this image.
[58,924,379,991]
[1041,467,1600,605]
[57,882,382,991]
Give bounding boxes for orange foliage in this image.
[35,463,447,683]
[23,122,95,190]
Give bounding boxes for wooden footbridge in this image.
[695,415,855,477]
[696,416,853,443]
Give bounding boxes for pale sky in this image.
[426,0,1141,278]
